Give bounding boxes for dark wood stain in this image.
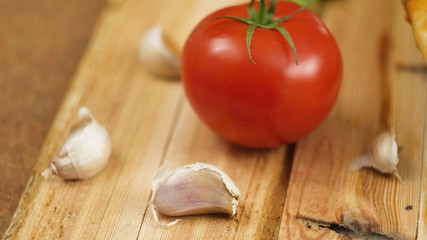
[396,63,427,75]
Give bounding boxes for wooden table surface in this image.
[1,0,426,239]
[0,0,106,237]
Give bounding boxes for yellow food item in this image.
[405,0,427,62]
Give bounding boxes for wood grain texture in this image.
[0,0,106,237]
[279,0,427,239]
[4,0,427,239]
[137,102,290,240]
[2,0,291,239]
[420,106,427,239]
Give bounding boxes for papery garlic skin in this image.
[139,26,180,78]
[184,163,240,215]
[51,107,112,180]
[370,131,399,173]
[151,162,240,224]
[350,131,401,181]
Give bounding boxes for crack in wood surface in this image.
[298,217,395,240]
[257,144,295,239]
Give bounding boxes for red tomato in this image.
[182,1,342,148]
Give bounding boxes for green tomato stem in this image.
[248,0,257,21]
[189,0,315,65]
[246,24,257,64]
[245,0,314,64]
[268,0,278,18]
[258,0,267,23]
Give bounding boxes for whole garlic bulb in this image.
[43,107,112,180]
[139,26,180,78]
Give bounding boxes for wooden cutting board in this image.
[3,0,426,239]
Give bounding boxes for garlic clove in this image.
[153,168,235,216]
[43,107,112,180]
[370,131,399,173]
[139,26,180,78]
[350,131,402,181]
[151,162,240,225]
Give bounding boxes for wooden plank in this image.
[5,0,427,239]
[279,0,427,239]
[420,105,427,239]
[393,3,427,240]
[0,0,106,237]
[2,0,292,239]
[136,102,290,239]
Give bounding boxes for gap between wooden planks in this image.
[3,0,427,240]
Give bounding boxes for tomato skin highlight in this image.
[182,2,342,148]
